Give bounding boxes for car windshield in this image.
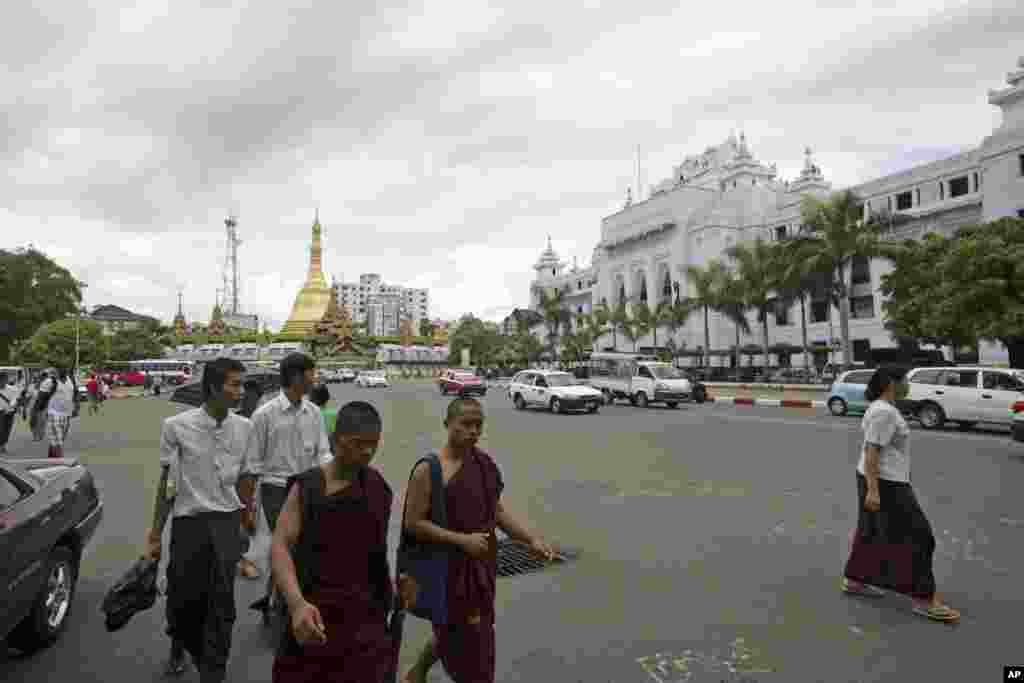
[649,365,682,379]
[546,373,576,387]
[455,373,477,381]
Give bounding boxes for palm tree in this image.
[585,307,609,352]
[661,298,696,367]
[633,302,658,351]
[778,238,821,372]
[726,237,779,371]
[795,190,882,371]
[685,260,727,368]
[611,297,629,351]
[630,303,655,352]
[715,266,752,380]
[537,288,569,358]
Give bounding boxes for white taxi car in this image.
[355,370,389,388]
[507,369,603,414]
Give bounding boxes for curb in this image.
[708,396,825,409]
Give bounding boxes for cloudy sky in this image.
[3,1,1021,330]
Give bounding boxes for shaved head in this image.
[445,397,483,425]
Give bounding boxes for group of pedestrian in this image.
[4,367,82,458]
[141,352,554,683]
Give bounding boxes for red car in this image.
[112,371,145,387]
[439,369,487,397]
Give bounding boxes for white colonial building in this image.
[527,56,1024,366]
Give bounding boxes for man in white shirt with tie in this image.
[238,352,331,623]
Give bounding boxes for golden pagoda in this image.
[208,301,226,336]
[172,292,187,337]
[281,211,332,336]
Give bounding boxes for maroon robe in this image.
[432,448,504,683]
[272,467,396,683]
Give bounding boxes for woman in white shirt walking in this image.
[45,367,77,458]
[842,367,959,622]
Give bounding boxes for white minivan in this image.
[906,366,1024,429]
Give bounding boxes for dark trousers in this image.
[260,483,289,601]
[0,411,14,448]
[166,510,244,683]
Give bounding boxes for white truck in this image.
[584,352,695,408]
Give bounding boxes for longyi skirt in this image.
[843,473,936,600]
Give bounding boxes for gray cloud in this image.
[3,1,1020,325]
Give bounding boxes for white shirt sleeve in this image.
[241,409,267,477]
[864,406,898,447]
[159,418,179,467]
[317,417,332,465]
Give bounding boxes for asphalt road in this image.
[3,382,1023,682]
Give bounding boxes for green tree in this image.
[882,218,1024,366]
[0,247,84,362]
[878,234,972,352]
[419,318,435,338]
[108,327,165,361]
[726,237,779,368]
[589,302,611,352]
[715,267,752,379]
[685,260,727,367]
[17,318,109,368]
[447,314,504,367]
[776,238,823,372]
[662,299,696,367]
[537,289,570,358]
[794,190,884,370]
[632,302,656,351]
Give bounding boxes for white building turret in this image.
[533,236,564,283]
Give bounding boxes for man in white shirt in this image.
[0,372,20,454]
[142,357,251,683]
[238,352,331,623]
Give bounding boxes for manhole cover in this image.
[496,539,579,578]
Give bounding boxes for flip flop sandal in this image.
[841,579,886,598]
[912,604,960,622]
[162,653,191,677]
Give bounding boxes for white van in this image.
[907,366,1024,429]
[586,352,693,408]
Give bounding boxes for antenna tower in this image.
[224,216,241,315]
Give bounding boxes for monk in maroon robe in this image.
[271,401,417,683]
[403,397,555,683]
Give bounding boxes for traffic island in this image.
[703,382,827,409]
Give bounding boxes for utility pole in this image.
[225,216,240,315]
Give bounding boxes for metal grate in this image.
[496,539,578,578]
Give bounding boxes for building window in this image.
[915,188,921,206]
[887,196,892,212]
[774,225,786,241]
[949,176,969,198]
[851,255,871,285]
[972,172,979,192]
[810,300,829,324]
[733,180,737,188]
[939,182,944,200]
[850,296,875,319]
[1019,154,1024,177]
[773,299,790,326]
[896,191,912,211]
